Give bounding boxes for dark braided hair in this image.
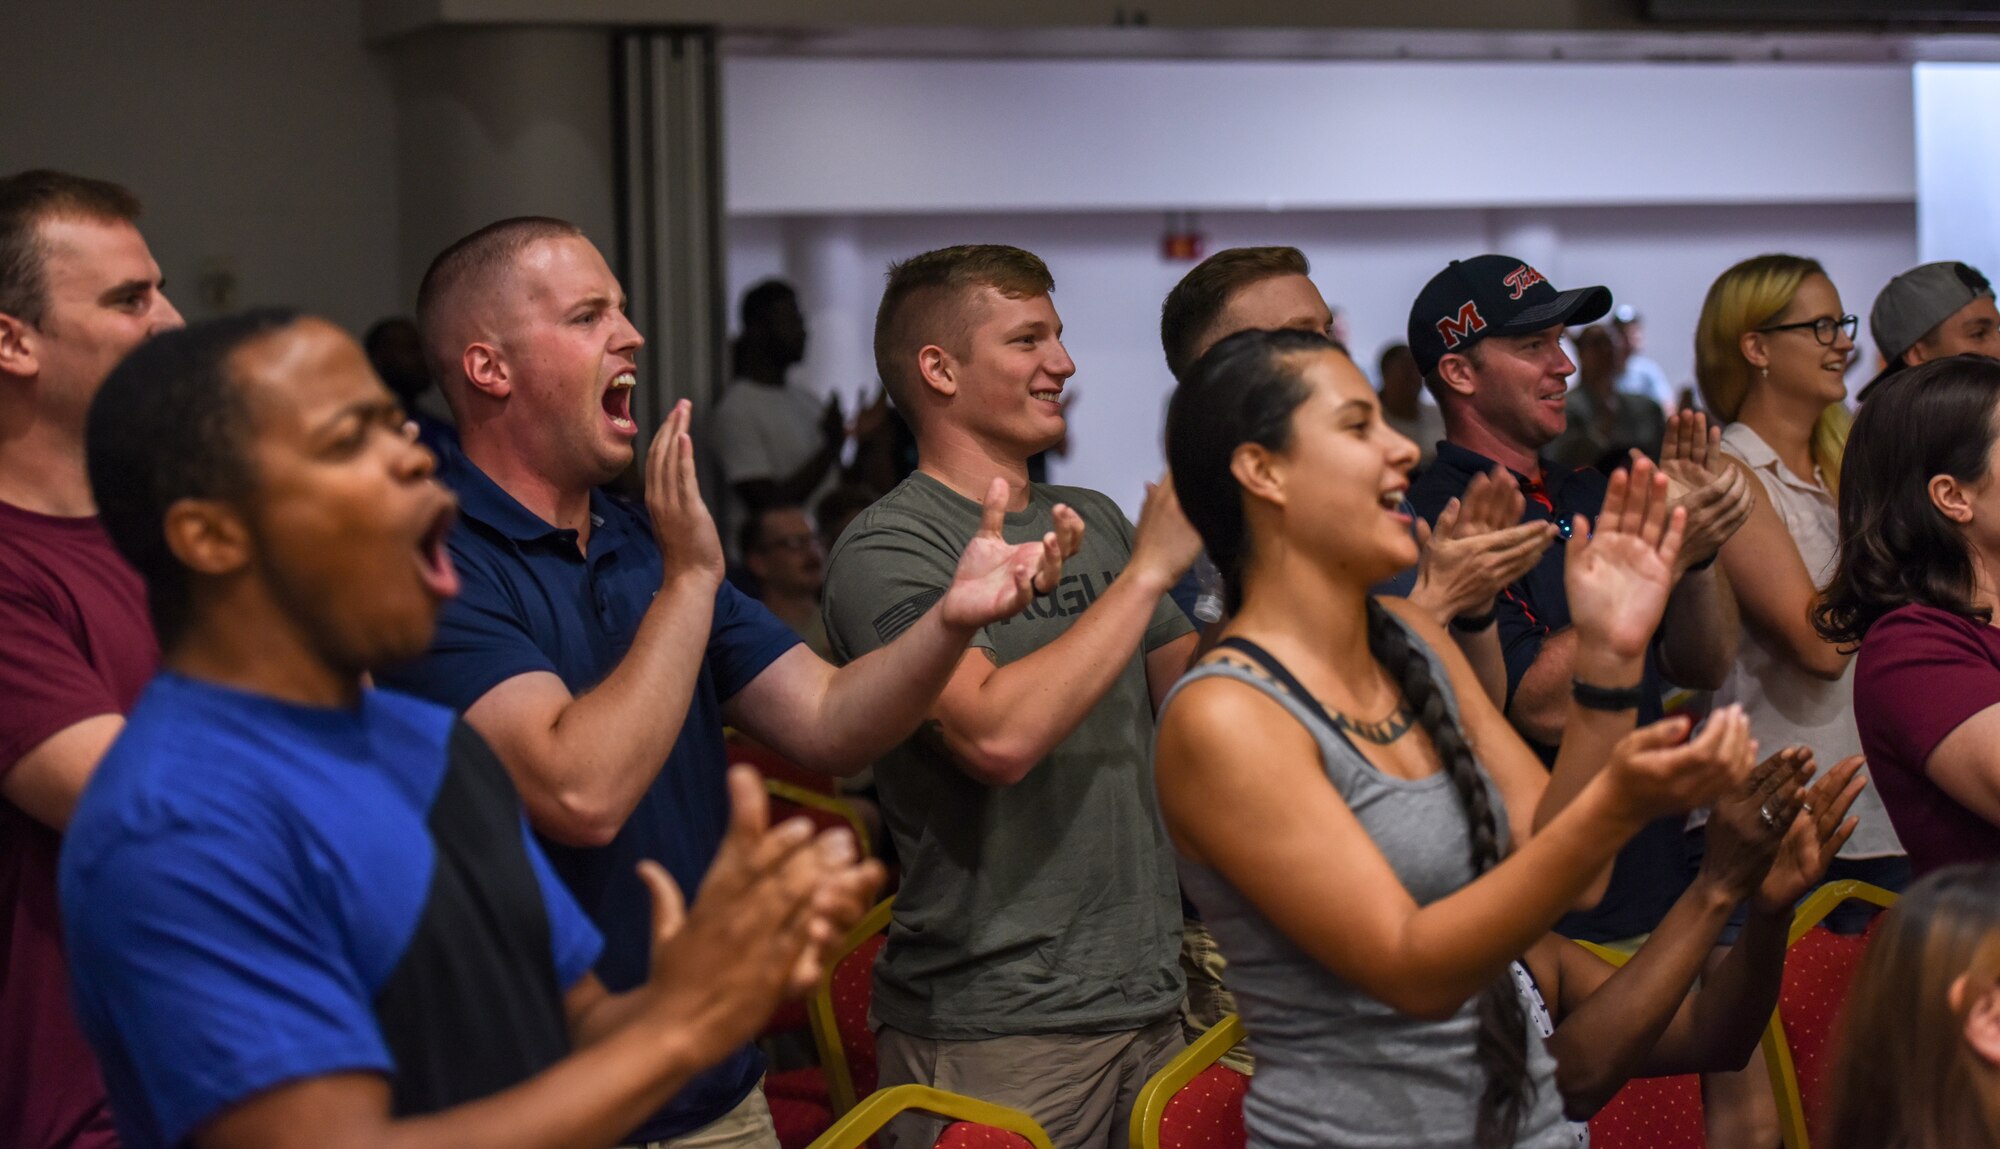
[1168,327,1534,1149]
[1366,598,1534,1149]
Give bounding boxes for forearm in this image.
[1548,873,1738,1114]
[795,607,980,774]
[940,572,1174,785]
[1450,624,1509,708]
[1676,902,1787,1072]
[1659,567,1738,690]
[375,1021,702,1149]
[1507,629,1575,747]
[517,574,717,843]
[1531,640,1646,833]
[1378,782,1647,1018]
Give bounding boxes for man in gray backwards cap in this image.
[1859,261,2000,400]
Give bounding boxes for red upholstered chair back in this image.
[835,932,888,1098]
[728,732,837,795]
[1156,1064,1247,1149]
[1782,918,1882,1142]
[1586,1073,1707,1149]
[934,1123,1037,1149]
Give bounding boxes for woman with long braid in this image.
[1156,329,1756,1149]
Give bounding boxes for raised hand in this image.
[1753,754,1866,914]
[1408,467,1556,623]
[1129,475,1204,590]
[640,767,885,1067]
[648,399,724,587]
[1604,705,1758,822]
[820,392,847,448]
[937,477,1082,630]
[1650,411,1753,573]
[1700,745,1815,903]
[1564,457,1687,660]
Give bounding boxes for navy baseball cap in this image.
[1407,255,1613,376]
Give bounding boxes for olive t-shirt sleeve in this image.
[1090,492,1194,655]
[822,520,992,665]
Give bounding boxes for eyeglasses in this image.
[1756,314,1858,347]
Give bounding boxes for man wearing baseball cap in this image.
[1405,254,1749,948]
[1859,261,2000,400]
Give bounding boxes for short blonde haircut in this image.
[1694,253,1852,493]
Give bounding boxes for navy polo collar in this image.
[440,451,616,546]
[1430,440,1583,504]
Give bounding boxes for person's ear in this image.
[1954,974,2000,1066]
[1435,352,1478,399]
[1931,473,1977,525]
[1905,341,1934,369]
[1230,442,1287,509]
[0,313,39,382]
[916,344,956,399]
[162,498,254,580]
[463,342,510,400]
[1740,330,1772,373]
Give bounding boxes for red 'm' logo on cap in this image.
[1503,265,1546,300]
[1436,301,1486,349]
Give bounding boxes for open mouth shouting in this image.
[602,371,637,434]
[415,499,461,600]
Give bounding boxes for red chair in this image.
[726,732,874,857]
[805,1084,1055,1149]
[764,895,895,1149]
[1767,880,1898,1149]
[1586,1073,1707,1149]
[1129,1015,1248,1149]
[1573,938,1708,1149]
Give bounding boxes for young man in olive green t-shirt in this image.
[822,245,1201,1149]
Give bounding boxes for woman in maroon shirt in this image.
[1816,354,2000,876]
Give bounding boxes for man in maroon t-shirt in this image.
[0,170,183,1148]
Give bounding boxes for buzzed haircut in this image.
[87,308,301,647]
[739,279,797,330]
[1160,246,1310,381]
[0,169,143,329]
[873,244,1055,414]
[414,216,584,384]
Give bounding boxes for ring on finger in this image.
[1758,802,1778,830]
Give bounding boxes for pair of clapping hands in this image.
[1409,410,1754,635]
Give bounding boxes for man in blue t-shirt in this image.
[378,218,1074,1149]
[64,310,884,1149]
[1403,255,1751,944]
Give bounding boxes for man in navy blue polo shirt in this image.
[1404,255,1752,946]
[65,309,885,1149]
[379,218,1073,1149]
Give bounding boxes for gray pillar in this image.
[617,27,726,443]
[387,27,620,307]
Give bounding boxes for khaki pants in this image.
[874,1017,1185,1149]
[1177,919,1254,1076]
[623,1083,781,1149]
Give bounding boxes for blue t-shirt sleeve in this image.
[708,581,804,701]
[65,814,391,1146]
[521,812,603,990]
[379,542,559,712]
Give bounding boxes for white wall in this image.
[725,58,1915,215]
[728,202,1915,516]
[1915,63,2000,280]
[0,1,402,334]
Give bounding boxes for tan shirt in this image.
[1714,422,1903,859]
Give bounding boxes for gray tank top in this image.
[1166,623,1577,1149]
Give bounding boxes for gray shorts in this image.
[874,1017,1185,1149]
